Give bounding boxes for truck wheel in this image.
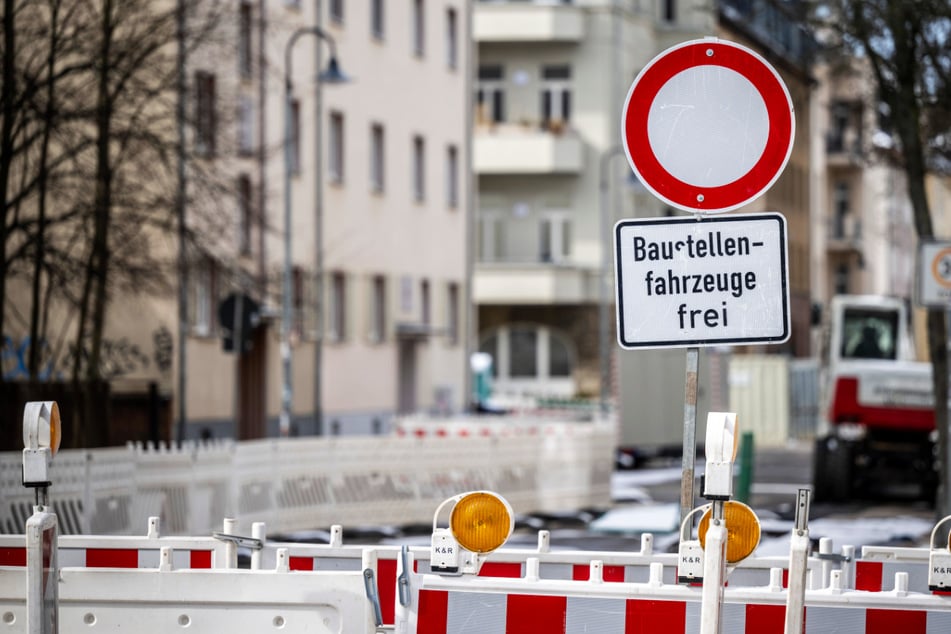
[813,437,852,502]
[826,439,854,501]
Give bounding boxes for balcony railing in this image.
[474,1,583,43]
[474,122,583,174]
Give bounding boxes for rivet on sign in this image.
[697,194,705,202]
[706,49,714,57]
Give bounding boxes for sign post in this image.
[617,38,795,532]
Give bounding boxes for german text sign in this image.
[614,213,790,349]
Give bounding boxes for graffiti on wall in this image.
[2,325,174,381]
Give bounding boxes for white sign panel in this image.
[614,213,790,349]
[917,241,951,306]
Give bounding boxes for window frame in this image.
[329,111,345,184]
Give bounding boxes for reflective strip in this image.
[571,563,626,582]
[418,589,448,634]
[628,598,687,633]
[289,555,361,571]
[0,547,26,566]
[479,562,522,578]
[52,547,212,569]
[856,560,884,591]
[806,606,865,632]
[507,594,567,632]
[427,591,951,634]
[565,596,626,633]
[446,591,506,634]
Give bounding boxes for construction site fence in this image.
[0,415,615,536]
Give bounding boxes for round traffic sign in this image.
[932,247,951,289]
[622,39,794,214]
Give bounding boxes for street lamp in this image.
[598,146,625,417]
[282,27,348,438]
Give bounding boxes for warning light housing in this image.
[698,500,761,564]
[431,491,514,575]
[22,401,62,488]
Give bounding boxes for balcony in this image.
[474,262,600,305]
[827,215,862,253]
[474,123,584,175]
[474,1,584,43]
[826,132,864,168]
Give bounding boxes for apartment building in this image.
[473,0,815,409]
[191,0,472,438]
[472,1,713,401]
[46,0,474,442]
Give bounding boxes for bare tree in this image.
[813,0,951,514]
[1,0,236,447]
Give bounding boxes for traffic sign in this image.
[917,241,951,306]
[621,39,795,214]
[614,213,790,349]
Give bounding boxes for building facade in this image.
[182,0,474,439]
[16,0,475,443]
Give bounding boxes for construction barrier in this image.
[0,416,615,536]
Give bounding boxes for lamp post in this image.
[282,27,348,437]
[598,145,625,418]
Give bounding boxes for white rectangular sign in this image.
[916,241,951,307]
[614,213,790,349]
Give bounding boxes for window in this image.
[509,328,538,377]
[479,334,498,378]
[290,99,301,173]
[476,65,504,124]
[841,308,898,360]
[541,65,571,130]
[539,214,570,263]
[478,212,502,262]
[330,271,347,341]
[238,3,252,79]
[420,279,431,326]
[238,96,254,155]
[446,282,459,345]
[412,135,425,202]
[446,144,458,208]
[371,0,384,38]
[833,181,850,238]
[834,264,850,295]
[663,0,676,22]
[237,174,252,255]
[371,123,385,192]
[413,0,424,56]
[329,111,344,183]
[445,8,457,69]
[549,335,571,377]
[371,275,386,342]
[478,326,575,393]
[195,71,216,157]
[293,266,305,335]
[190,256,217,336]
[330,0,343,23]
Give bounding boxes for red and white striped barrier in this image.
[0,516,229,571]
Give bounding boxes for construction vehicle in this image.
[812,295,943,503]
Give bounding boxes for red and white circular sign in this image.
[622,39,795,214]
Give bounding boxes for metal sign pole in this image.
[680,346,700,528]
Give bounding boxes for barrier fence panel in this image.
[0,417,615,536]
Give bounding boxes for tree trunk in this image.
[83,0,115,449]
[0,0,16,352]
[29,0,61,383]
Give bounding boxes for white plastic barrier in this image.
[0,562,375,633]
[395,553,951,634]
[0,418,614,536]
